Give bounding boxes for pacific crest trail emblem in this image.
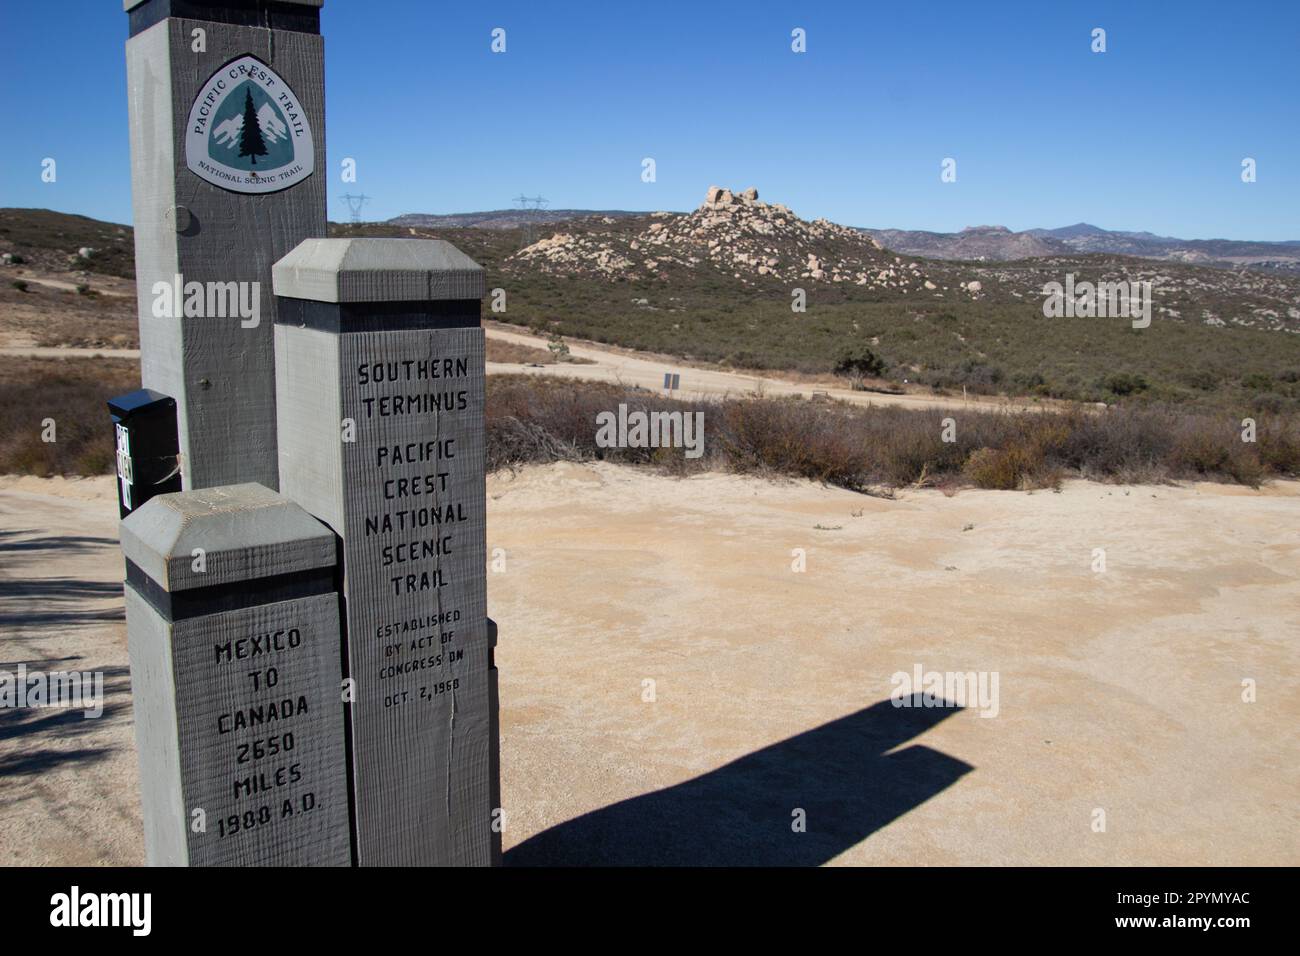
[184,54,315,194]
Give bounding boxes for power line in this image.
[340,193,371,225]
[514,194,549,245]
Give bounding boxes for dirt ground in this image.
[0,272,136,351]
[1,466,1296,866]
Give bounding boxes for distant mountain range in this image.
[389,209,642,230]
[387,209,1300,274]
[860,223,1300,273]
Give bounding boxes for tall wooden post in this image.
[273,238,500,866]
[124,0,326,490]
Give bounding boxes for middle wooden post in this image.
[272,238,498,866]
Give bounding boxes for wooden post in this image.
[124,0,326,491]
[120,482,350,866]
[272,238,499,866]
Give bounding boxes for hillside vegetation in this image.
[2,200,1298,415]
[4,355,1294,490]
[0,208,135,278]
[342,187,1300,414]
[488,376,1297,490]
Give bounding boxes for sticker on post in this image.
[184,55,314,194]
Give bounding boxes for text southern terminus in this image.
[356,357,471,418]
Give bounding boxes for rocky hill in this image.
[5,204,1300,412]
[863,225,1072,262]
[391,200,1300,274]
[0,208,135,278]
[506,186,990,299]
[494,186,1300,335]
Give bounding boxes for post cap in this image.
[120,482,336,592]
[126,0,323,9]
[272,238,485,303]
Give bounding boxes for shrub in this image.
[1171,429,1229,474]
[0,356,141,475]
[1252,393,1285,415]
[9,361,1298,491]
[1178,369,1219,391]
[1258,419,1300,473]
[833,345,885,389]
[964,447,1025,489]
[546,332,571,360]
[1101,372,1149,396]
[955,360,1004,390]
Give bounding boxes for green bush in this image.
[833,345,886,387]
[1101,372,1149,396]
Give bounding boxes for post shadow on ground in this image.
[0,666,132,777]
[506,696,973,867]
[0,530,120,555]
[0,579,125,628]
[0,529,126,627]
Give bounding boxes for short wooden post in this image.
[272,238,499,866]
[120,482,350,866]
[124,0,327,490]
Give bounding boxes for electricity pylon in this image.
[340,193,371,225]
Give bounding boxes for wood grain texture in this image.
[126,18,327,492]
[341,328,490,866]
[277,318,495,865]
[120,481,336,591]
[123,486,350,866]
[273,238,485,302]
[274,324,344,529]
[168,593,349,866]
[488,659,502,866]
[126,587,187,866]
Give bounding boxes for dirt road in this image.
[1,468,1295,865]
[484,325,1046,412]
[1,325,1047,415]
[0,477,140,865]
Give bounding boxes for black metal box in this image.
[107,389,182,518]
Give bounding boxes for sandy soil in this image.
[0,476,140,865]
[1,467,1296,866]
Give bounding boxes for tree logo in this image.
[184,55,314,194]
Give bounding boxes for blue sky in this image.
[1,0,1297,238]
